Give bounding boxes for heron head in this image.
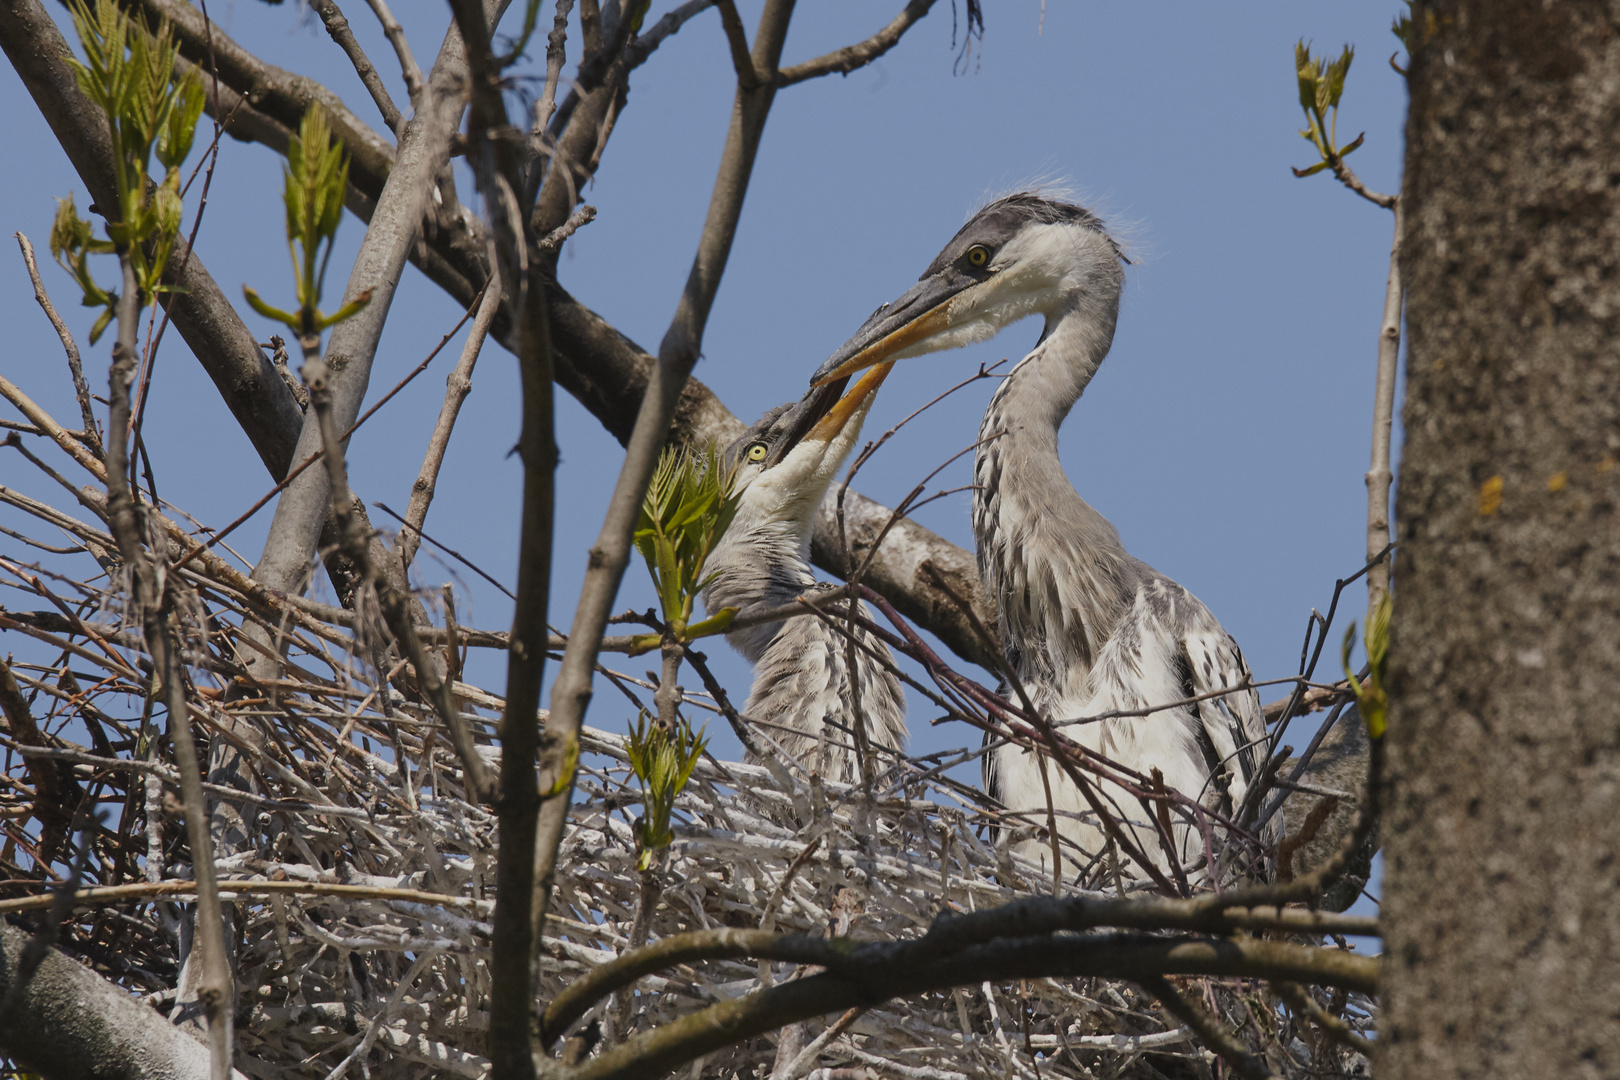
[704,366,891,626]
[812,193,1125,385]
[724,362,893,534]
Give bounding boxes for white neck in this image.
[971,292,1138,690]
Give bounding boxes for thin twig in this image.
[361,0,423,107]
[15,234,99,455]
[104,251,234,1076]
[1364,199,1403,617]
[0,372,106,481]
[539,203,597,253]
[1275,981,1374,1056]
[400,273,502,567]
[1140,975,1274,1080]
[530,0,574,150]
[774,0,937,86]
[310,0,405,136]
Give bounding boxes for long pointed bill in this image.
[812,272,967,385]
[805,361,894,442]
[763,375,847,468]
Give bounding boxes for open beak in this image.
[763,362,894,468]
[806,361,893,442]
[811,271,970,385]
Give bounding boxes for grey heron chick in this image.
[701,366,907,783]
[815,193,1271,883]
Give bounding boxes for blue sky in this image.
[2,1,1404,909]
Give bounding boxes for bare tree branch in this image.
[0,921,247,1080]
[1140,974,1274,1080]
[401,273,501,568]
[1365,199,1402,618]
[309,0,406,136]
[0,372,105,481]
[541,896,1376,1047]
[303,356,491,798]
[105,252,234,1075]
[1275,980,1374,1056]
[555,934,1374,1080]
[10,0,1004,672]
[361,0,423,108]
[442,0,562,1072]
[0,656,74,866]
[245,0,506,661]
[16,233,100,455]
[775,0,936,86]
[715,0,760,87]
[531,0,575,141]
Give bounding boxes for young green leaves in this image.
[243,105,371,352]
[1291,41,1363,178]
[50,196,118,344]
[1342,593,1392,739]
[53,0,204,340]
[625,712,708,870]
[629,445,742,653]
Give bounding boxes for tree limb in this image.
[542,896,1376,1050]
[774,0,936,87]
[444,0,561,1072]
[309,0,405,136]
[1365,199,1402,618]
[549,933,1374,1080]
[0,921,248,1080]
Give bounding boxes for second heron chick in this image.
[701,365,906,783]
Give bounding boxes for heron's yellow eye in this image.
[966,245,991,268]
[745,442,768,463]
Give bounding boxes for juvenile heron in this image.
[701,366,907,783]
[814,193,1269,881]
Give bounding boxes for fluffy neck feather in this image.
[971,286,1140,696]
[702,515,814,663]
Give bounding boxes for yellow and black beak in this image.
[811,270,971,385]
[764,362,894,468]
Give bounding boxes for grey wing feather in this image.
[742,599,906,783]
[1165,582,1270,821]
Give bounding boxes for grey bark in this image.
[0,921,250,1080]
[1380,3,1620,1076]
